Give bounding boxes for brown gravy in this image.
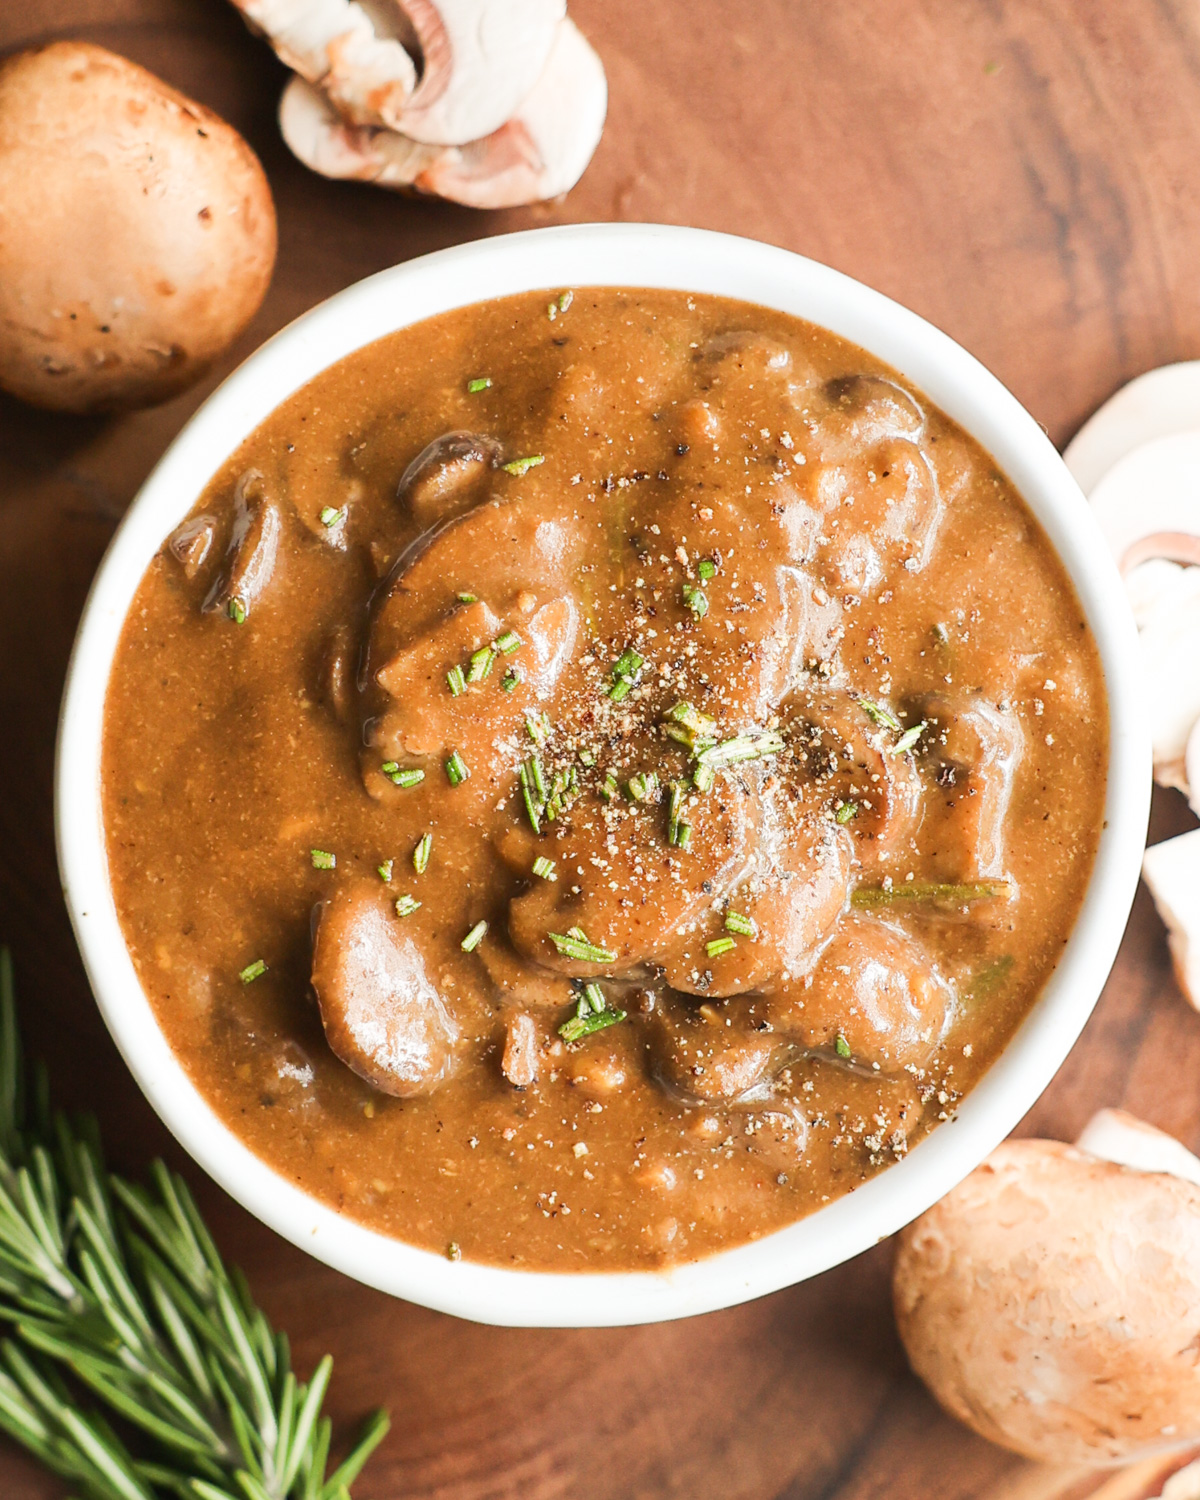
[102,289,1107,1270]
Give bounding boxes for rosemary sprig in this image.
[0,950,388,1500]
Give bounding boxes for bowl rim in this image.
[55,222,1151,1327]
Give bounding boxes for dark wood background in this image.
[4,2,1200,1495]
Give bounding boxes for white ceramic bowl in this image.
[56,224,1150,1327]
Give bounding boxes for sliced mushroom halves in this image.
[311,881,459,1096]
[894,1115,1200,1466]
[764,911,954,1072]
[398,430,501,527]
[278,17,606,208]
[202,469,281,621]
[920,693,1023,883]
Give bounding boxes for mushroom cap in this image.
[0,41,276,412]
[1089,433,1200,574]
[894,1138,1200,1466]
[1064,362,1200,497]
[1079,1108,1200,1187]
[1142,828,1200,1012]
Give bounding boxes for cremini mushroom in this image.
[0,42,276,413]
[278,16,606,207]
[1142,828,1200,1010]
[894,1110,1200,1465]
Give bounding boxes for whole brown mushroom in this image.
[0,42,276,413]
[894,1111,1200,1466]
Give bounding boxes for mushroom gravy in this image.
[102,289,1107,1270]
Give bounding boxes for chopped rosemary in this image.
[461,920,488,952]
[697,730,785,768]
[413,833,432,874]
[526,754,548,801]
[227,596,246,625]
[495,629,522,654]
[580,981,606,1014]
[706,936,736,958]
[525,711,551,745]
[725,911,756,937]
[891,720,928,756]
[457,591,478,603]
[692,762,715,792]
[667,781,686,842]
[626,770,658,803]
[501,669,520,692]
[518,761,543,833]
[558,290,574,312]
[860,699,902,733]
[599,771,620,802]
[446,664,467,696]
[852,880,1014,908]
[395,894,421,917]
[532,856,558,881]
[697,557,718,580]
[608,647,644,699]
[673,822,693,849]
[835,1034,852,1059]
[681,582,709,619]
[467,376,492,393]
[310,849,336,870]
[383,764,425,788]
[664,701,718,747]
[238,958,267,984]
[835,800,858,824]
[559,1008,626,1044]
[319,504,344,528]
[502,454,545,477]
[377,859,394,881]
[445,750,470,786]
[549,932,616,964]
[467,645,495,683]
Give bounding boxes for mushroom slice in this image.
[202,470,282,620]
[500,1010,539,1088]
[1089,433,1200,575]
[168,515,216,580]
[647,994,779,1107]
[764,912,954,1072]
[1064,361,1200,496]
[921,693,1023,882]
[894,1123,1200,1466]
[1142,828,1200,1010]
[278,18,606,207]
[1187,719,1200,820]
[398,430,501,526]
[311,882,459,1096]
[389,0,565,146]
[231,0,418,126]
[660,820,851,998]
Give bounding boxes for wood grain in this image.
[3,1,1200,1495]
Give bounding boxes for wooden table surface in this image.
[4,1,1200,1495]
